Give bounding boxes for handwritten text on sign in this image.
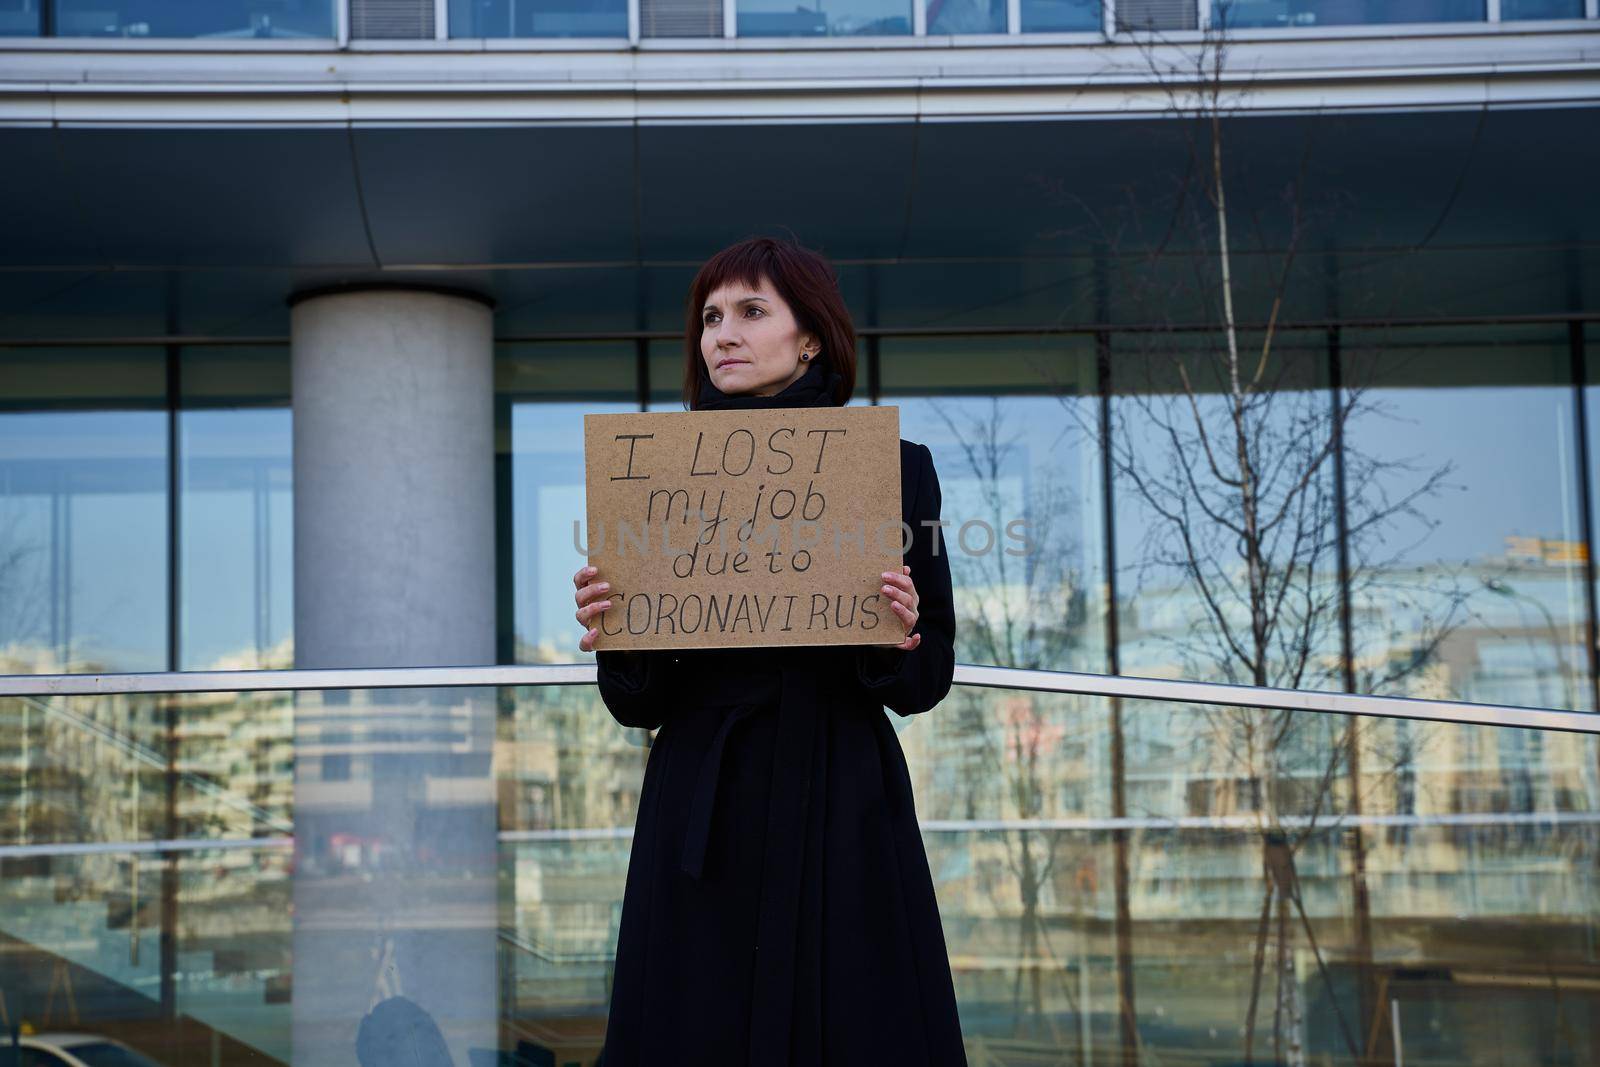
[583,406,905,650]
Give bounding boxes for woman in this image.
[573,236,967,1066]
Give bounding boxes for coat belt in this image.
[678,701,762,882]
[675,664,825,1066]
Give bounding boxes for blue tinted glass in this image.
[928,0,1006,33]
[1503,0,1583,16]
[179,346,293,673]
[1342,326,1590,710]
[501,341,637,663]
[1021,0,1100,31]
[0,347,169,675]
[0,0,41,36]
[882,336,1108,675]
[1215,0,1485,27]
[1111,333,1344,689]
[179,408,292,672]
[449,0,628,37]
[737,0,911,36]
[52,0,334,37]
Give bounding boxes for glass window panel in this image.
[1343,325,1588,710]
[51,0,334,38]
[0,0,41,35]
[178,347,292,672]
[1214,0,1485,27]
[1,347,168,675]
[1502,0,1584,15]
[1111,330,1342,688]
[501,341,637,664]
[498,338,637,402]
[652,337,871,408]
[928,0,1006,33]
[1020,0,1100,30]
[882,334,1106,673]
[178,410,291,671]
[179,343,290,406]
[0,345,165,408]
[648,338,684,410]
[6,680,1596,1061]
[448,0,628,38]
[1584,326,1600,713]
[736,0,911,36]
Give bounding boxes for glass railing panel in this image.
[0,843,292,1065]
[902,683,1600,1065]
[496,682,643,1055]
[448,0,629,38]
[0,691,294,846]
[170,842,292,1059]
[1,688,295,1064]
[0,683,500,1067]
[1213,0,1486,28]
[49,0,335,38]
[3,672,1596,1064]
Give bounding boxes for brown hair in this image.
[682,235,857,409]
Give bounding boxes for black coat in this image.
[594,437,967,1067]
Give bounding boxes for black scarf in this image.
[695,356,842,411]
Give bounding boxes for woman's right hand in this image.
[573,564,614,652]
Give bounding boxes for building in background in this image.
[2,3,1599,1065]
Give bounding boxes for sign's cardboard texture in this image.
[583,406,906,651]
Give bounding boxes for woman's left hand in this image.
[880,564,922,652]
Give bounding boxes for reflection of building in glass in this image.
[4,3,1600,1064]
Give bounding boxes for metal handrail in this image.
[0,836,294,860]
[2,661,1596,734]
[8,808,1598,862]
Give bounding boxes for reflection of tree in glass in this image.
[1044,12,1474,1066]
[0,503,51,668]
[919,396,1098,1048]
[929,397,1089,672]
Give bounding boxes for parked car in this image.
[7,1034,167,1067]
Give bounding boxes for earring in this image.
[801,352,811,362]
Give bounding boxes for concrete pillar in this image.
[289,287,497,1067]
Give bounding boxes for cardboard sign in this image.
[583,406,906,651]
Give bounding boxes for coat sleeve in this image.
[595,649,677,730]
[852,442,956,717]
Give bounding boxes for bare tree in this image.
[0,504,50,666]
[1025,8,1482,1065]
[917,396,1103,1055]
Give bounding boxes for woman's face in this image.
[700,277,819,397]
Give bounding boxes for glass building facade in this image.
[8,324,1599,707]
[3,4,1600,1062]
[4,319,1599,1063]
[2,0,1588,38]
